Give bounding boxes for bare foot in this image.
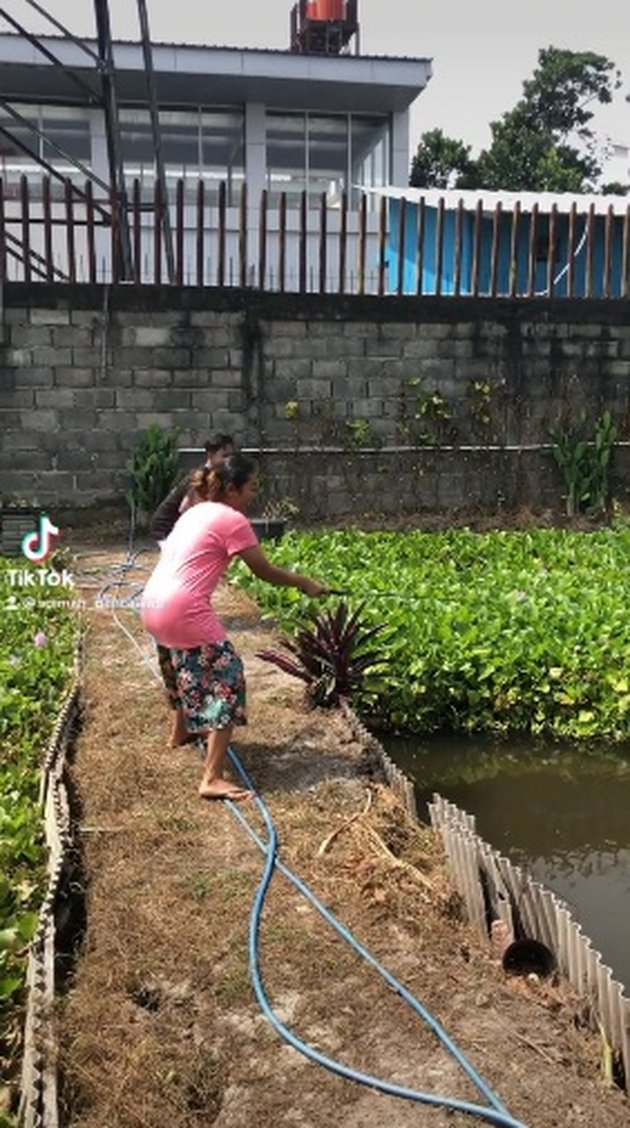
[170,723,188,748]
[199,779,254,802]
[171,731,200,748]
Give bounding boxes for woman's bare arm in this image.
[238,545,328,598]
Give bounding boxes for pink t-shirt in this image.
[140,502,258,648]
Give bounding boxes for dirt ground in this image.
[52,537,628,1128]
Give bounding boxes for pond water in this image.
[382,733,630,991]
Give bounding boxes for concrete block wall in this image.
[0,284,628,517]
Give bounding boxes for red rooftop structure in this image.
[290,0,359,55]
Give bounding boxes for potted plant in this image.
[250,498,299,542]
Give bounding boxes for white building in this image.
[0,26,432,289]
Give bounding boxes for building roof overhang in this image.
[0,33,432,114]
[369,186,630,215]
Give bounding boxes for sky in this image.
[7,0,630,169]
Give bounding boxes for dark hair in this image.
[189,452,256,501]
[204,432,234,455]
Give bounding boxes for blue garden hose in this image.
[226,748,530,1128]
[99,558,530,1128]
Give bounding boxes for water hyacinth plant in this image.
[235,526,630,740]
[256,599,384,708]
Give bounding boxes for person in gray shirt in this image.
[149,433,234,545]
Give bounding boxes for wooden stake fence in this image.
[1,176,630,297]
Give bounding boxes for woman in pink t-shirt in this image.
[141,454,327,802]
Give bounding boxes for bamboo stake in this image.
[434,195,444,296]
[319,190,327,294]
[509,200,520,297]
[397,196,407,296]
[278,190,287,293]
[416,195,425,295]
[196,179,204,288]
[42,175,53,283]
[454,197,464,296]
[471,199,482,297]
[490,201,502,297]
[339,188,348,295]
[527,203,538,297]
[377,193,387,296]
[217,179,226,287]
[132,177,141,285]
[358,191,367,295]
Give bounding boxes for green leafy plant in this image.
[550,410,617,516]
[284,399,305,450]
[345,418,375,449]
[126,425,181,527]
[470,379,494,427]
[236,526,630,741]
[0,558,77,1109]
[256,600,384,707]
[401,377,455,445]
[415,387,452,422]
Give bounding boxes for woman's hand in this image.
[299,577,329,598]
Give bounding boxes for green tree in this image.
[600,181,629,195]
[409,127,478,189]
[476,47,621,191]
[409,49,621,194]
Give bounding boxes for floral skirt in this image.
[157,640,247,732]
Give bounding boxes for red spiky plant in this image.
[256,600,383,708]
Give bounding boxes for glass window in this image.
[159,110,200,173]
[120,107,244,203]
[350,114,390,207]
[42,106,91,171]
[120,108,155,184]
[266,111,307,207]
[160,110,200,201]
[307,114,348,203]
[120,108,201,196]
[200,109,244,205]
[266,111,389,209]
[121,109,200,174]
[0,104,92,197]
[0,104,43,186]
